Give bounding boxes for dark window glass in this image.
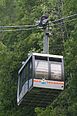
[19,65,28,95]
[28,58,32,79]
[35,56,47,61]
[49,57,62,62]
[19,57,32,95]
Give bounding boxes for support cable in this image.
[0,24,38,29]
[50,13,77,24]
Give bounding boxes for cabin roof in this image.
[32,53,63,59]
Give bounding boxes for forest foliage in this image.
[0,0,77,116]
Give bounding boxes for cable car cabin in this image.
[17,53,64,105]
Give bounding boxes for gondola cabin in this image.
[17,53,64,105]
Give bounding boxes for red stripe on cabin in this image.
[33,79,64,85]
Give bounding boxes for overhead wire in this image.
[50,13,77,24]
[0,14,77,29]
[0,28,35,32]
[0,14,77,32]
[0,24,38,29]
[0,27,43,32]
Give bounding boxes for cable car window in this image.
[20,68,25,92]
[25,64,28,81]
[35,56,47,61]
[19,64,28,95]
[50,62,62,80]
[28,58,32,79]
[35,60,48,79]
[19,70,24,95]
[49,57,62,62]
[19,68,25,95]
